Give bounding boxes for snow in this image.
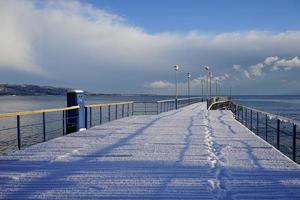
[0,103,299,199]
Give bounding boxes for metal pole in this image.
[257,112,259,135]
[237,105,239,120]
[174,65,179,109]
[131,103,134,116]
[250,110,253,131]
[43,112,46,142]
[89,107,92,127]
[206,74,209,99]
[277,119,280,150]
[108,105,111,121]
[122,104,124,118]
[187,73,191,105]
[241,107,244,124]
[201,79,204,101]
[85,107,88,128]
[157,102,159,114]
[100,106,102,124]
[209,72,212,98]
[265,114,268,141]
[115,104,118,120]
[62,110,65,136]
[127,103,129,117]
[17,115,21,150]
[245,108,248,127]
[293,124,296,161]
[215,79,218,96]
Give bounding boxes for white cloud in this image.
[145,80,174,89]
[272,56,300,70]
[213,74,230,82]
[264,56,280,65]
[249,63,265,76]
[0,0,300,93]
[233,65,250,79]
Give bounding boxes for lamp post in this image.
[174,65,179,109]
[201,79,204,101]
[215,79,218,96]
[209,71,212,98]
[204,66,210,99]
[187,73,191,105]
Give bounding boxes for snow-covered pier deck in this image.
[0,102,300,199]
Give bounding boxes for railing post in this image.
[115,104,118,120]
[122,104,124,118]
[277,119,280,150]
[250,110,253,131]
[17,115,21,150]
[145,103,147,114]
[234,104,237,119]
[256,112,259,135]
[85,107,88,129]
[108,105,111,121]
[62,110,65,135]
[157,102,159,114]
[100,106,102,124]
[127,103,129,117]
[175,98,178,109]
[160,102,162,113]
[245,108,248,127]
[293,124,296,161]
[132,103,134,116]
[241,107,244,124]
[43,112,46,142]
[265,114,268,141]
[89,107,92,127]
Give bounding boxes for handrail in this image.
[233,101,300,127]
[85,101,134,108]
[157,97,202,103]
[157,99,175,103]
[0,106,80,118]
[208,100,230,110]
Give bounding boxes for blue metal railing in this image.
[0,97,204,154]
[230,102,300,164]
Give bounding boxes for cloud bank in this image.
[0,0,300,94]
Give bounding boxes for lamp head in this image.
[187,73,191,78]
[174,65,179,71]
[204,66,210,71]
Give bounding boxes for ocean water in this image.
[0,95,299,155]
[232,95,300,122]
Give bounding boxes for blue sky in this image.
[86,0,300,33]
[0,0,300,95]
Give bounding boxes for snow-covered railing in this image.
[230,102,300,163]
[0,97,204,155]
[132,97,204,115]
[0,106,80,154]
[84,101,134,129]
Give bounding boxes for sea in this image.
[0,95,299,155]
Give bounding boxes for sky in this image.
[0,0,300,95]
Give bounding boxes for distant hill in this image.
[0,84,72,96]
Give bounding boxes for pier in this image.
[0,102,300,199]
